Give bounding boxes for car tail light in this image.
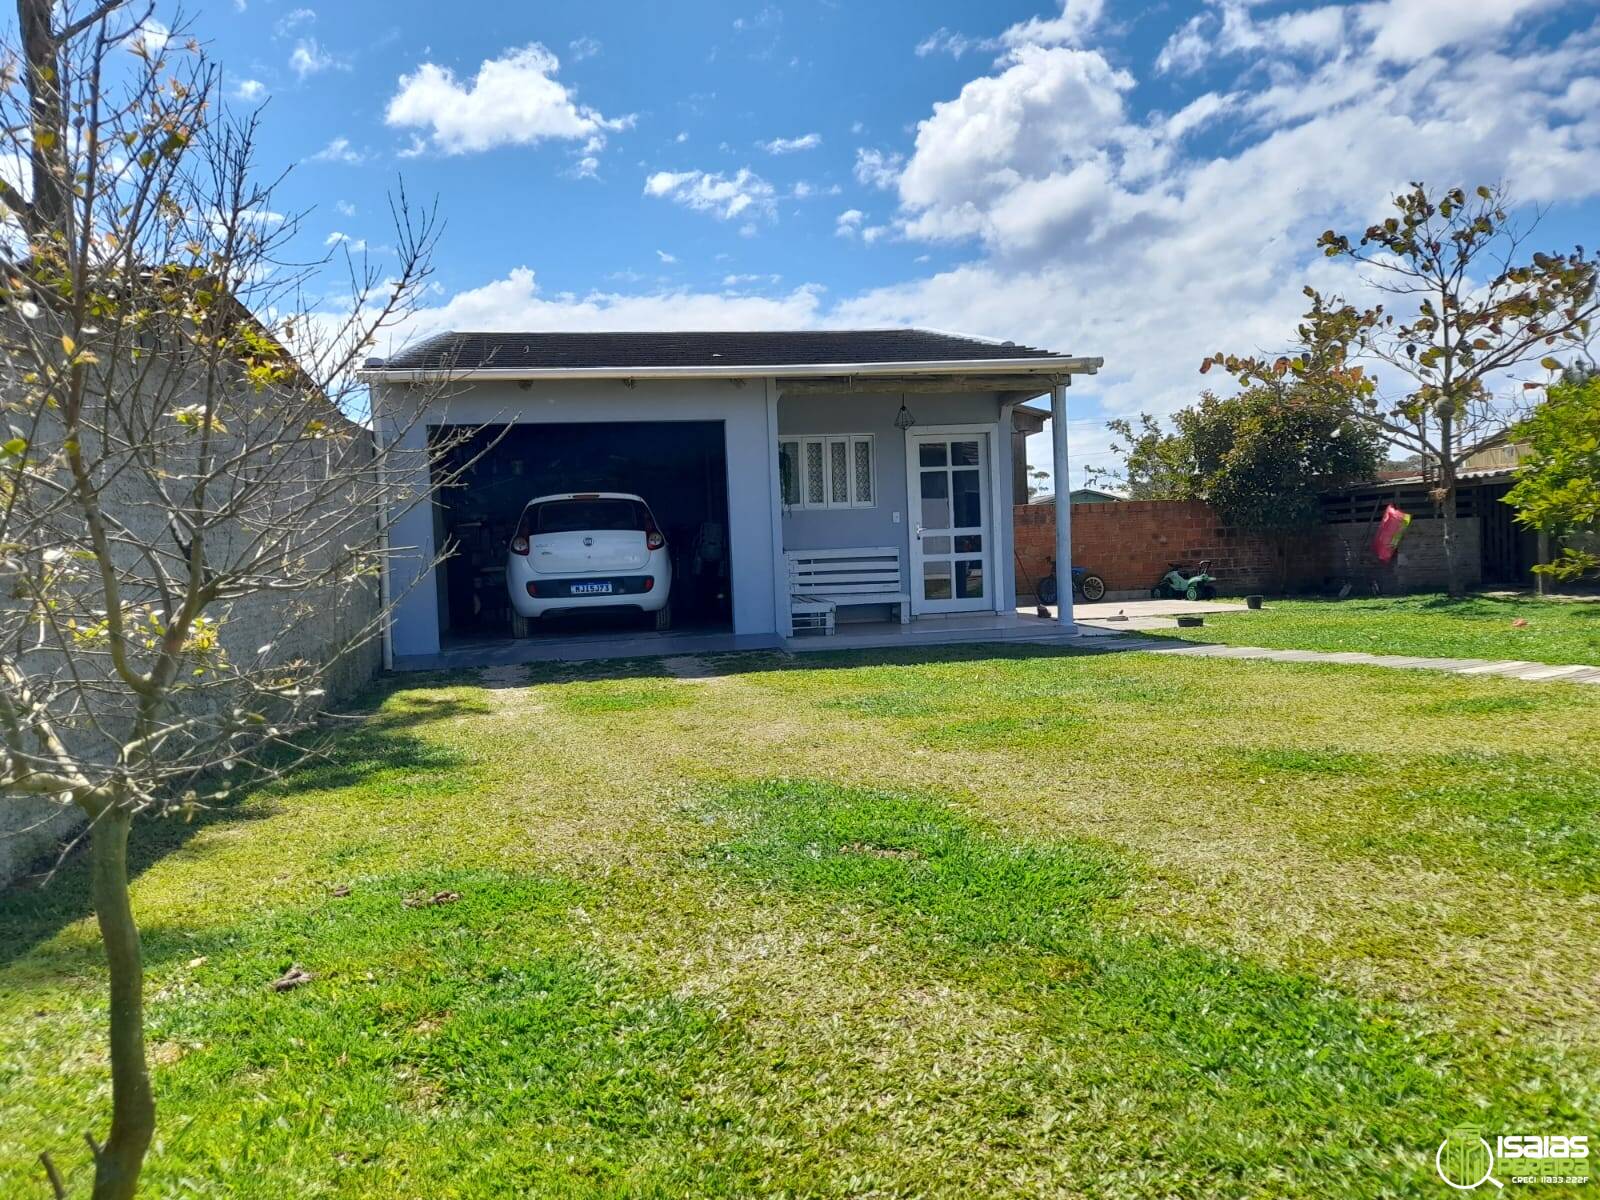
[642,576,654,592]
[645,528,665,551]
[510,535,530,555]
[525,581,541,597]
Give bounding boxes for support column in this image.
[1050,381,1077,633]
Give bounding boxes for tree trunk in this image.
[88,807,154,1200]
[17,0,67,233]
[1439,476,1462,598]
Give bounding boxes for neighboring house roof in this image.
[1330,464,1521,494]
[365,328,1100,381]
[1030,487,1127,504]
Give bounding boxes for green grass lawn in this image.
[1142,592,1600,665]
[3,647,1598,1197]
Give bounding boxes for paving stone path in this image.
[1084,635,1600,685]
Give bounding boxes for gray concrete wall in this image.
[2,376,382,887]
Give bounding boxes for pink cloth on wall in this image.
[1373,504,1412,563]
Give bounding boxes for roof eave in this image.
[360,355,1104,384]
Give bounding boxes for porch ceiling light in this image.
[893,402,916,430]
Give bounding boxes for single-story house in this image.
[362,330,1101,667]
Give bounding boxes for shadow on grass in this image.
[0,680,488,970]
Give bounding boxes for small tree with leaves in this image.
[1093,388,1380,587]
[1203,183,1600,596]
[1506,367,1600,583]
[1087,412,1200,500]
[0,4,469,1196]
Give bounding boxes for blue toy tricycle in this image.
[1036,558,1105,606]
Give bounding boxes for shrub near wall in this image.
[1014,499,1323,597]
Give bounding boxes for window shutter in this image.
[852,437,873,505]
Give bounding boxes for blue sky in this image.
[188,0,1598,484]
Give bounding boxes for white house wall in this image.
[375,378,781,658]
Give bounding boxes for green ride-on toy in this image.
[1152,560,1217,601]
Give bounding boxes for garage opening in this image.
[429,421,732,642]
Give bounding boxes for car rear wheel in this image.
[654,601,673,632]
[510,612,531,639]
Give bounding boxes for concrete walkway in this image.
[1080,635,1600,685]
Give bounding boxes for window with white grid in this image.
[777,435,875,509]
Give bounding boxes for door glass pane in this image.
[919,469,949,528]
[804,441,825,505]
[922,535,951,555]
[919,442,947,467]
[954,533,982,553]
[951,440,981,466]
[829,440,849,504]
[952,469,982,527]
[779,441,799,506]
[955,559,985,599]
[853,439,872,504]
[922,561,953,600]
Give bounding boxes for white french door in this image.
[907,430,992,614]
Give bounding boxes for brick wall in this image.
[1014,500,1477,598]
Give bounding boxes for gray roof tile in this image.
[377,328,1068,372]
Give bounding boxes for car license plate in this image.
[571,582,613,595]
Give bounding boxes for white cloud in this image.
[308,136,364,165]
[675,131,689,143]
[325,231,366,251]
[335,200,357,216]
[275,7,316,36]
[385,44,630,156]
[758,132,822,154]
[128,18,170,57]
[656,249,677,264]
[1357,0,1562,63]
[385,267,825,349]
[643,167,776,221]
[289,38,335,79]
[893,45,1134,249]
[569,35,602,61]
[834,209,864,237]
[233,78,266,102]
[994,0,1105,51]
[916,28,976,59]
[853,147,903,189]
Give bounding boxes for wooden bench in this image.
[786,547,910,632]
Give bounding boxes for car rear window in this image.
[526,499,649,534]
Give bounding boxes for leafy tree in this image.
[1088,412,1200,499]
[1506,371,1600,581]
[1093,389,1381,525]
[0,4,463,1195]
[1204,183,1600,596]
[1184,388,1383,538]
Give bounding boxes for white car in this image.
[506,492,673,636]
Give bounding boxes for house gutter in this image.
[359,356,1103,384]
